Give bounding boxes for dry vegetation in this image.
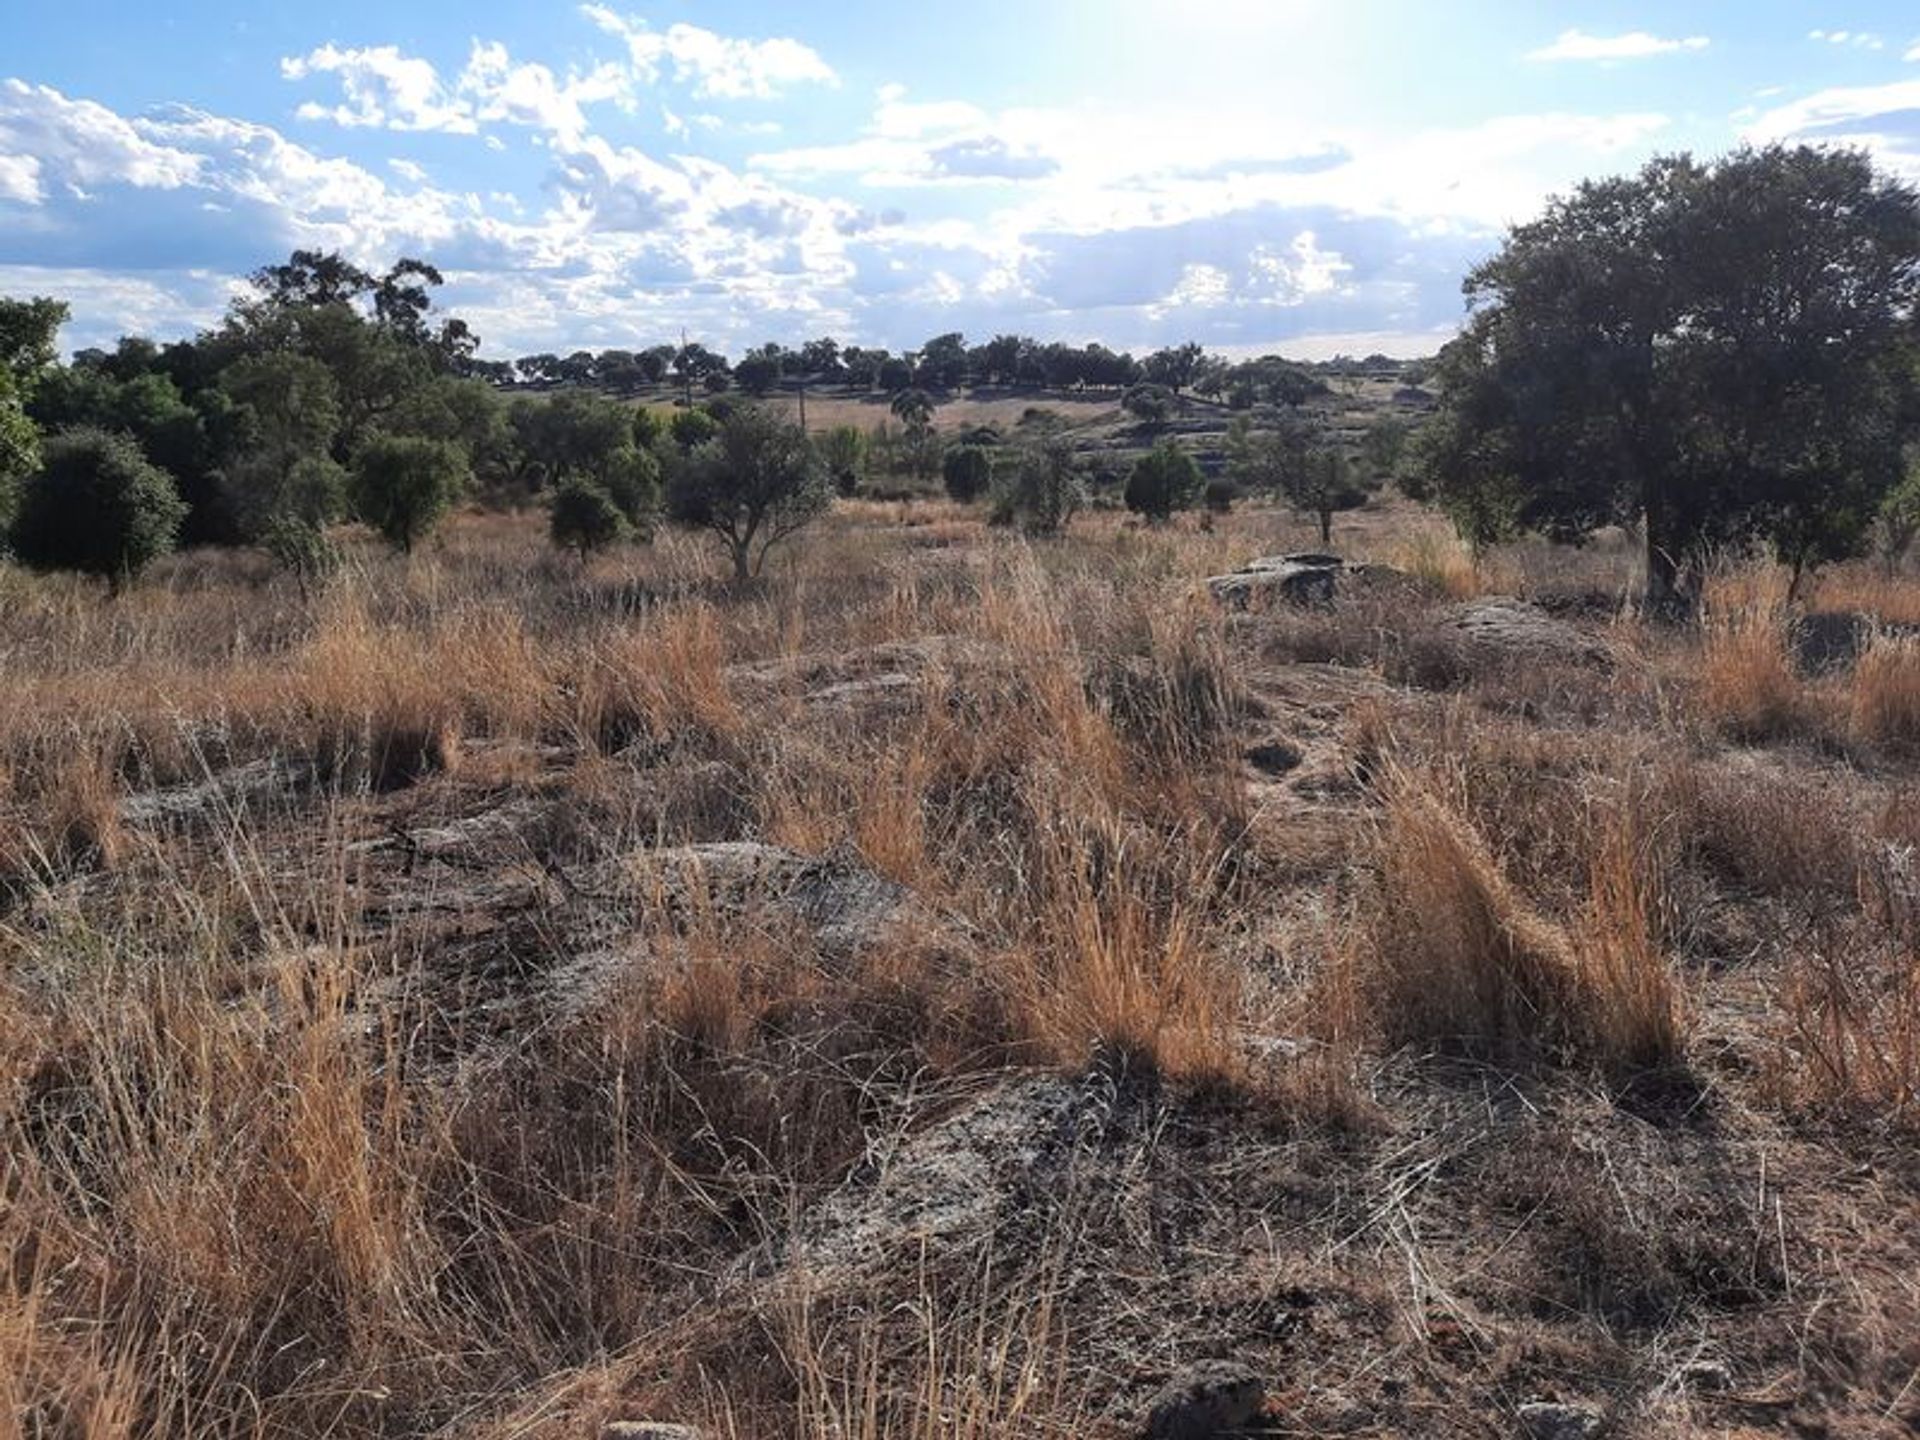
[4,497,1920,1438]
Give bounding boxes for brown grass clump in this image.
[1364,765,1582,1060]
[1695,564,1803,741]
[1574,798,1688,1075]
[1848,628,1920,752]
[1776,919,1920,1127]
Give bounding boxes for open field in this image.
[4,496,1920,1438]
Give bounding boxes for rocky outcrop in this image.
[1436,598,1612,670]
[1144,1362,1267,1439]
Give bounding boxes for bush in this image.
[599,446,660,530]
[1203,478,1238,514]
[1121,383,1174,428]
[993,438,1084,535]
[1123,440,1201,523]
[817,425,867,496]
[349,434,467,554]
[942,445,993,504]
[665,405,831,580]
[549,479,627,559]
[9,427,185,589]
[670,408,719,451]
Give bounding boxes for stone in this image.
[1245,741,1304,776]
[1516,1400,1602,1440]
[1144,1362,1265,1440]
[1437,598,1612,670]
[1207,554,1342,610]
[603,1425,702,1440]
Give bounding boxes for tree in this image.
[1414,145,1920,603]
[1123,440,1202,523]
[1144,343,1206,395]
[877,356,914,393]
[549,479,627,559]
[0,297,69,389]
[1121,383,1174,429]
[598,446,660,530]
[669,407,719,451]
[10,428,186,590]
[1360,415,1410,483]
[889,387,936,427]
[819,425,868,495]
[664,406,830,580]
[349,434,466,553]
[0,368,38,534]
[1289,449,1367,546]
[735,353,781,396]
[218,351,345,537]
[509,390,634,491]
[993,437,1084,535]
[942,445,992,503]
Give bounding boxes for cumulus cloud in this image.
[580,6,836,100]
[1808,29,1885,51]
[1745,78,1920,180]
[280,44,476,132]
[0,80,204,199]
[928,136,1059,181]
[1526,30,1709,62]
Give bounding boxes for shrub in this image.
[9,426,185,590]
[1849,629,1920,751]
[349,433,467,554]
[1696,566,1802,741]
[992,438,1084,535]
[817,425,868,496]
[664,405,830,580]
[669,407,719,451]
[1123,440,1202,523]
[598,445,659,530]
[549,479,628,559]
[942,445,993,504]
[1203,477,1238,514]
[1121,382,1174,428]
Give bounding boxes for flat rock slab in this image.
[1437,598,1611,669]
[1207,554,1406,610]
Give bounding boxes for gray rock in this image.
[603,1425,703,1440]
[1516,1400,1602,1439]
[1207,554,1342,610]
[1438,598,1611,669]
[1145,1362,1265,1439]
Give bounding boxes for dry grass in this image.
[5,510,1920,1435]
[1695,563,1804,741]
[1849,628,1920,752]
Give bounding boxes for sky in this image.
[2,3,1918,362]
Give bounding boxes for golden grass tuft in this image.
[1574,797,1688,1075]
[1695,563,1803,741]
[1848,628,1920,752]
[1365,764,1580,1059]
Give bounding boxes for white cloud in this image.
[0,152,43,204]
[1809,29,1885,50]
[580,7,836,100]
[281,44,476,132]
[0,79,205,199]
[1906,40,1920,62]
[1526,30,1709,62]
[458,41,628,147]
[388,158,428,184]
[1745,78,1920,180]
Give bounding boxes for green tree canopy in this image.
[10,427,186,590]
[1414,145,1920,599]
[942,444,993,504]
[548,479,628,559]
[349,433,467,553]
[664,405,830,580]
[1123,440,1203,523]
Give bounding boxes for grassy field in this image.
[3,494,1919,1438]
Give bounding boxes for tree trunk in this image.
[730,541,752,582]
[1318,508,1332,547]
[1643,514,1681,613]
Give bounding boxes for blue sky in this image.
[3,2,1918,360]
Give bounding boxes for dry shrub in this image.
[568,601,742,757]
[1364,764,1581,1059]
[1775,918,1920,1126]
[1695,564,1803,741]
[1382,530,1484,599]
[1654,756,1859,909]
[1848,628,1920,752]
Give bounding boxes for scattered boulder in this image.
[1516,1400,1602,1440]
[1208,554,1343,610]
[1145,1362,1266,1440]
[633,841,967,962]
[1435,598,1612,671]
[1677,1358,1732,1393]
